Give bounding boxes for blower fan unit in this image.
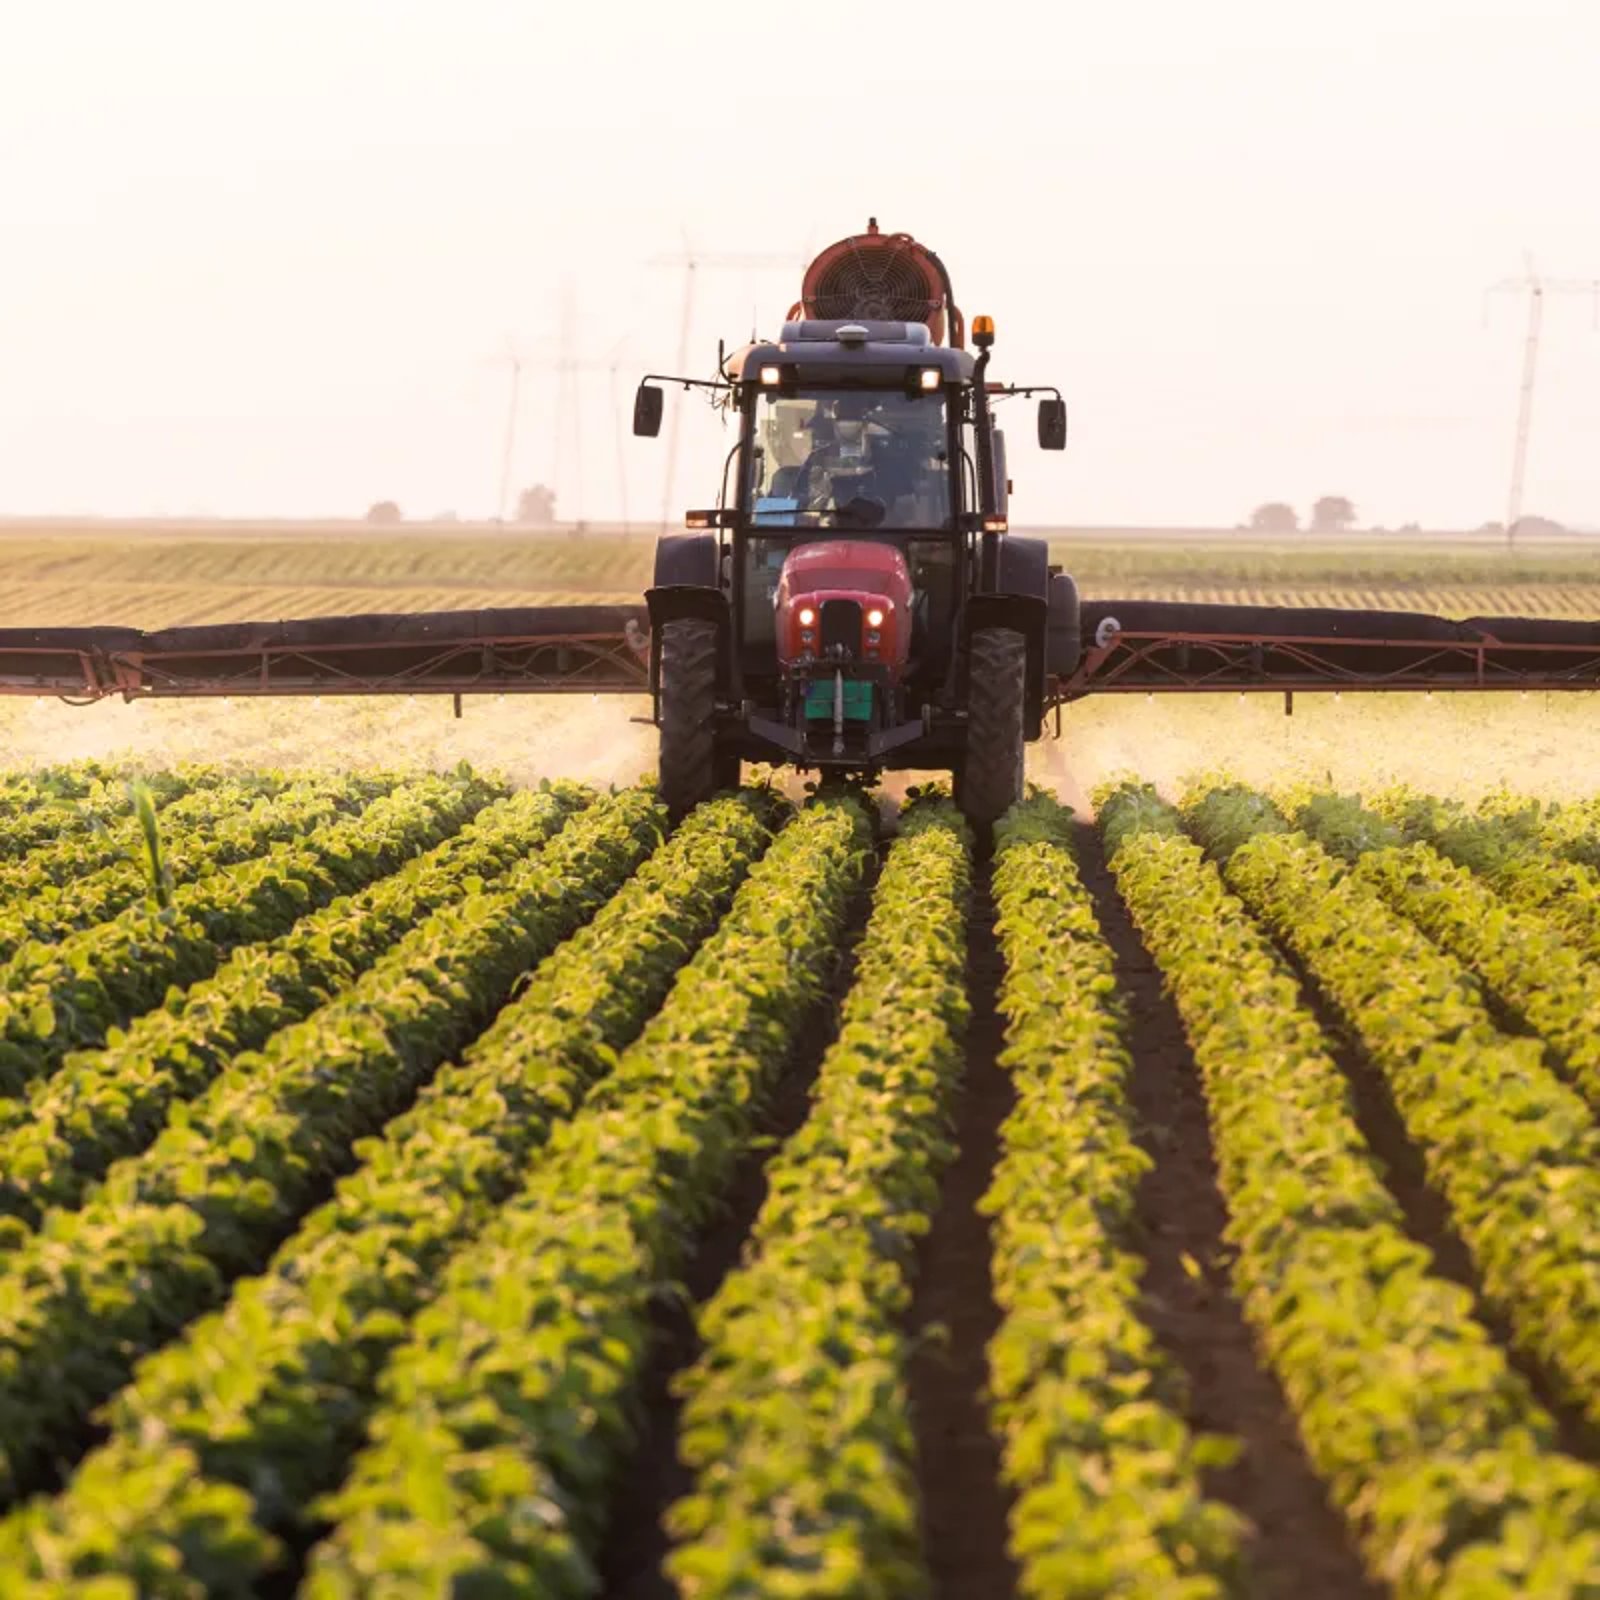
[791,218,963,346]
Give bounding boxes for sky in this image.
[0,0,1596,529]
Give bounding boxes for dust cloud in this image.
[1030,692,1600,813]
[0,694,658,791]
[6,691,1597,815]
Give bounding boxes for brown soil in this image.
[1075,823,1382,1600]
[905,867,1019,1600]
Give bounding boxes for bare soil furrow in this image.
[906,867,1018,1600]
[1075,824,1379,1600]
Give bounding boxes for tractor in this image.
[631,218,1077,822]
[9,220,1600,782]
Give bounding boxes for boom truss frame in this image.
[3,602,1597,707]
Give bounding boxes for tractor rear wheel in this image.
[961,625,1027,828]
[658,618,720,818]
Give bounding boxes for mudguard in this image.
[966,591,1048,739]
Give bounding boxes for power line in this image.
[1485,257,1599,547]
[495,337,523,524]
[649,240,804,530]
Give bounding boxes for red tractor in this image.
[633,218,1075,822]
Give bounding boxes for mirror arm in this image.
[988,383,1063,401]
[639,373,734,396]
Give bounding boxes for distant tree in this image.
[1248,501,1299,534]
[1396,521,1422,534]
[516,484,557,527]
[1517,514,1566,537]
[1476,521,1505,536]
[365,501,402,526]
[432,510,460,525]
[1311,495,1357,533]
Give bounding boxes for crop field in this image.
[1,765,1600,1595]
[5,521,1600,625]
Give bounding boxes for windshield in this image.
[747,389,951,529]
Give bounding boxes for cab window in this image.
[747,389,951,529]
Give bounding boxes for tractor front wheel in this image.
[658,618,721,818]
[961,625,1027,828]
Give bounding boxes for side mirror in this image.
[1038,397,1067,451]
[633,384,664,438]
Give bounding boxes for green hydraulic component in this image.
[804,678,874,723]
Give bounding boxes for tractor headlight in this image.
[798,606,816,627]
[918,367,941,391]
[759,365,782,386]
[866,607,885,628]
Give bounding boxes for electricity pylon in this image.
[1485,258,1599,546]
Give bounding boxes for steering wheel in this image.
[838,495,887,528]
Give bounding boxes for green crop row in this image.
[1101,781,1600,1596]
[0,789,781,1595]
[0,772,499,1094]
[0,760,121,809]
[982,793,1245,1598]
[0,764,250,865]
[299,795,871,1599]
[0,771,394,960]
[1528,795,1600,872]
[0,784,665,1503]
[0,783,590,1229]
[1369,788,1600,966]
[1287,790,1600,1113]
[0,770,290,910]
[665,800,970,1597]
[1184,781,1600,1436]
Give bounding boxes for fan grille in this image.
[807,241,941,324]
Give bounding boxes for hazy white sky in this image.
[1,0,1596,528]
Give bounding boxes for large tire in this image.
[659,618,720,818]
[961,626,1026,827]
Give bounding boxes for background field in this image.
[4,518,1599,800]
[6,518,1600,625]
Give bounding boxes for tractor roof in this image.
[726,320,977,384]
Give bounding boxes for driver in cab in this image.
[793,394,885,524]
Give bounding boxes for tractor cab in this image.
[633,221,1074,825]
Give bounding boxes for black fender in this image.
[1047,571,1081,677]
[653,532,719,589]
[965,591,1048,740]
[647,534,729,700]
[995,534,1049,601]
[644,585,729,701]
[983,534,1053,736]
